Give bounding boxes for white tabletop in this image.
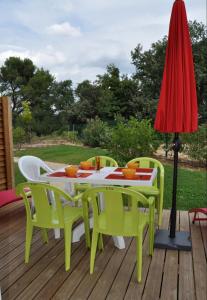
[40,167,157,187]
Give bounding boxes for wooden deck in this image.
[0,201,206,300]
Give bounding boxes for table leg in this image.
[54,229,61,239]
[112,236,125,249]
[72,217,93,243]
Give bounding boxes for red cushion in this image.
[0,189,22,208]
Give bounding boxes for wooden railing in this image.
[0,96,14,191]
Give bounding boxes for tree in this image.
[74,80,101,123]
[20,101,32,142]
[0,57,35,121]
[96,64,138,119]
[52,80,75,130]
[131,21,207,123]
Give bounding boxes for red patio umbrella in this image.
[154,0,198,250]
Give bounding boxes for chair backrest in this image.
[83,186,149,236]
[18,156,53,182]
[87,156,118,167]
[16,182,73,228]
[126,157,164,189]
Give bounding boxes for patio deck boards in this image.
[0,202,206,300]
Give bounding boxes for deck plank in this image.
[0,203,205,300]
[178,211,196,300]
[89,238,133,300]
[0,231,53,282]
[16,240,84,300]
[142,210,170,300]
[52,237,112,300]
[124,230,151,300]
[190,213,207,300]
[199,214,207,258]
[105,238,139,300]
[35,240,88,299]
[159,211,180,300]
[2,240,64,299]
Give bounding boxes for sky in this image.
[0,0,206,84]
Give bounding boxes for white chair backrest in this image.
[18,156,53,182]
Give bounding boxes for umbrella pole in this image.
[154,132,192,251]
[170,132,180,238]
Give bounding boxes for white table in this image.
[40,167,157,249]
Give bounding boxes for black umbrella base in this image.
[154,229,192,251]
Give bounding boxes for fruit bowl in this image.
[122,168,136,179]
[80,161,92,170]
[65,166,78,177]
[127,162,139,169]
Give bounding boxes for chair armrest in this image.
[73,192,84,202]
[148,196,155,207]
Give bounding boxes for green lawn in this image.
[15,145,109,164]
[15,145,206,210]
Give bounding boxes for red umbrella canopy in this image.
[154,0,198,133]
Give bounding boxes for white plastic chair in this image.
[18,155,53,182]
[18,155,61,239]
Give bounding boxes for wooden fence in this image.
[0,96,14,191]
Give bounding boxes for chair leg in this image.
[64,223,72,271]
[98,233,104,250]
[158,196,163,227]
[136,235,142,283]
[149,222,154,256]
[83,201,91,248]
[25,223,33,263]
[41,228,49,243]
[90,230,99,274]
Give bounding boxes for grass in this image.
[15,145,109,164]
[15,145,206,210]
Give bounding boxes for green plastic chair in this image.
[83,186,155,282]
[75,156,118,194]
[87,156,118,167]
[127,157,164,226]
[16,182,90,271]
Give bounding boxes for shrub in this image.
[108,116,159,164]
[181,124,207,164]
[13,127,26,150]
[60,131,79,144]
[82,117,111,147]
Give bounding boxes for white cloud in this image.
[0,47,66,72]
[47,22,81,37]
[0,0,205,84]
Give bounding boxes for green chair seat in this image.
[98,211,149,236]
[126,157,164,226]
[83,186,155,282]
[17,182,90,271]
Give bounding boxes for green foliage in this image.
[181,124,207,163]
[108,117,159,164]
[13,127,26,149]
[131,20,207,123]
[60,131,79,143]
[82,117,110,147]
[0,57,35,121]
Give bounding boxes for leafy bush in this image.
[60,131,79,143]
[82,117,111,147]
[13,127,26,149]
[181,124,207,164]
[108,116,159,164]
